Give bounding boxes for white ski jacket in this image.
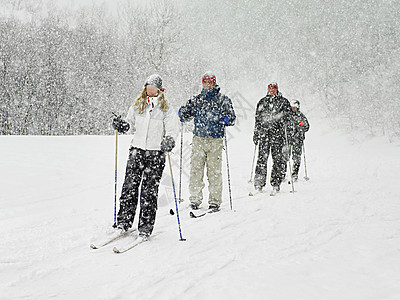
[125,96,178,151]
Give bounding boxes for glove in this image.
[253,133,259,145]
[220,115,229,125]
[112,115,130,133]
[178,108,186,123]
[160,136,175,152]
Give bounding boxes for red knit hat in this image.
[268,82,278,90]
[202,72,216,85]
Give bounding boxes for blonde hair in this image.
[133,87,169,113]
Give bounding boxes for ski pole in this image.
[284,127,295,193]
[224,127,233,210]
[302,143,310,180]
[179,122,183,202]
[167,151,186,241]
[248,144,257,183]
[113,128,118,228]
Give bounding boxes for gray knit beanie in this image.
[144,74,163,90]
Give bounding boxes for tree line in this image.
[1,0,399,139]
[0,1,192,135]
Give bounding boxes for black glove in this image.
[287,135,294,146]
[253,133,259,145]
[112,115,130,133]
[178,107,186,123]
[160,136,175,152]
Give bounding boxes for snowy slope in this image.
[1,115,400,300]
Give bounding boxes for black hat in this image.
[144,74,163,90]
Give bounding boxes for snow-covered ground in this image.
[1,112,400,299]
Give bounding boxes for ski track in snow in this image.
[1,119,400,299]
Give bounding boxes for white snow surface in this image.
[1,118,400,300]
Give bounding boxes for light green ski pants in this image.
[189,136,223,207]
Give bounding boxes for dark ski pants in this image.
[291,140,303,176]
[254,137,286,188]
[117,147,165,235]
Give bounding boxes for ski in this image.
[90,228,136,249]
[189,211,207,218]
[249,189,280,197]
[113,236,148,254]
[189,208,220,218]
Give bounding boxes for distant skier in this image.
[288,99,310,181]
[111,74,177,239]
[253,82,291,195]
[178,72,236,211]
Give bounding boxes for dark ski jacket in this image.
[253,92,291,143]
[179,86,236,138]
[288,110,310,142]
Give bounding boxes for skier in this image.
[178,72,236,212]
[111,74,177,239]
[288,99,310,181]
[253,82,291,195]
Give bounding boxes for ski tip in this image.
[190,211,208,218]
[189,211,205,218]
[90,244,98,249]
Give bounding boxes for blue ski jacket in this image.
[179,86,236,138]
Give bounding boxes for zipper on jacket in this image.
[144,97,155,150]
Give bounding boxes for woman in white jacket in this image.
[112,74,177,239]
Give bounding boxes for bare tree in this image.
[119,0,181,75]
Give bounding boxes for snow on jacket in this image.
[179,86,236,138]
[125,96,178,151]
[254,92,291,140]
[289,110,310,142]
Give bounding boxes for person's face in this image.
[202,79,215,90]
[291,106,298,111]
[268,86,278,96]
[146,85,159,97]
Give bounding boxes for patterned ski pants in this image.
[117,147,165,235]
[291,140,303,176]
[254,136,286,188]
